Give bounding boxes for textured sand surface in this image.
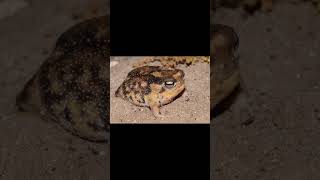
[0,0,109,179]
[110,57,210,124]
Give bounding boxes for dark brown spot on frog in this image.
[143,86,151,95]
[147,74,162,85]
[138,94,145,103]
[122,84,130,95]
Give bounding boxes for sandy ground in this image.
[212,1,320,179]
[0,0,109,179]
[110,57,210,123]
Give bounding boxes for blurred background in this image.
[0,0,109,179]
[212,0,320,179]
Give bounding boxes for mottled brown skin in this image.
[115,66,185,118]
[16,15,110,142]
[211,24,240,112]
[52,15,109,55]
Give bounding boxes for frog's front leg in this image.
[145,96,164,118]
[149,103,165,118]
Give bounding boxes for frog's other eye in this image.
[164,81,176,89]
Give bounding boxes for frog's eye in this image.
[164,81,175,89]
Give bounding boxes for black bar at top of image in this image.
[110,0,210,56]
[110,124,210,179]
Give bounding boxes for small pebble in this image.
[110,61,119,67]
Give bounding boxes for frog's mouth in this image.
[175,83,185,94]
[159,83,185,106]
[172,87,185,101]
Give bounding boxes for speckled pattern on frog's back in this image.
[16,15,110,142]
[53,15,109,57]
[37,47,109,142]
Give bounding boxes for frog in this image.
[16,15,110,142]
[115,66,185,118]
[211,24,241,118]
